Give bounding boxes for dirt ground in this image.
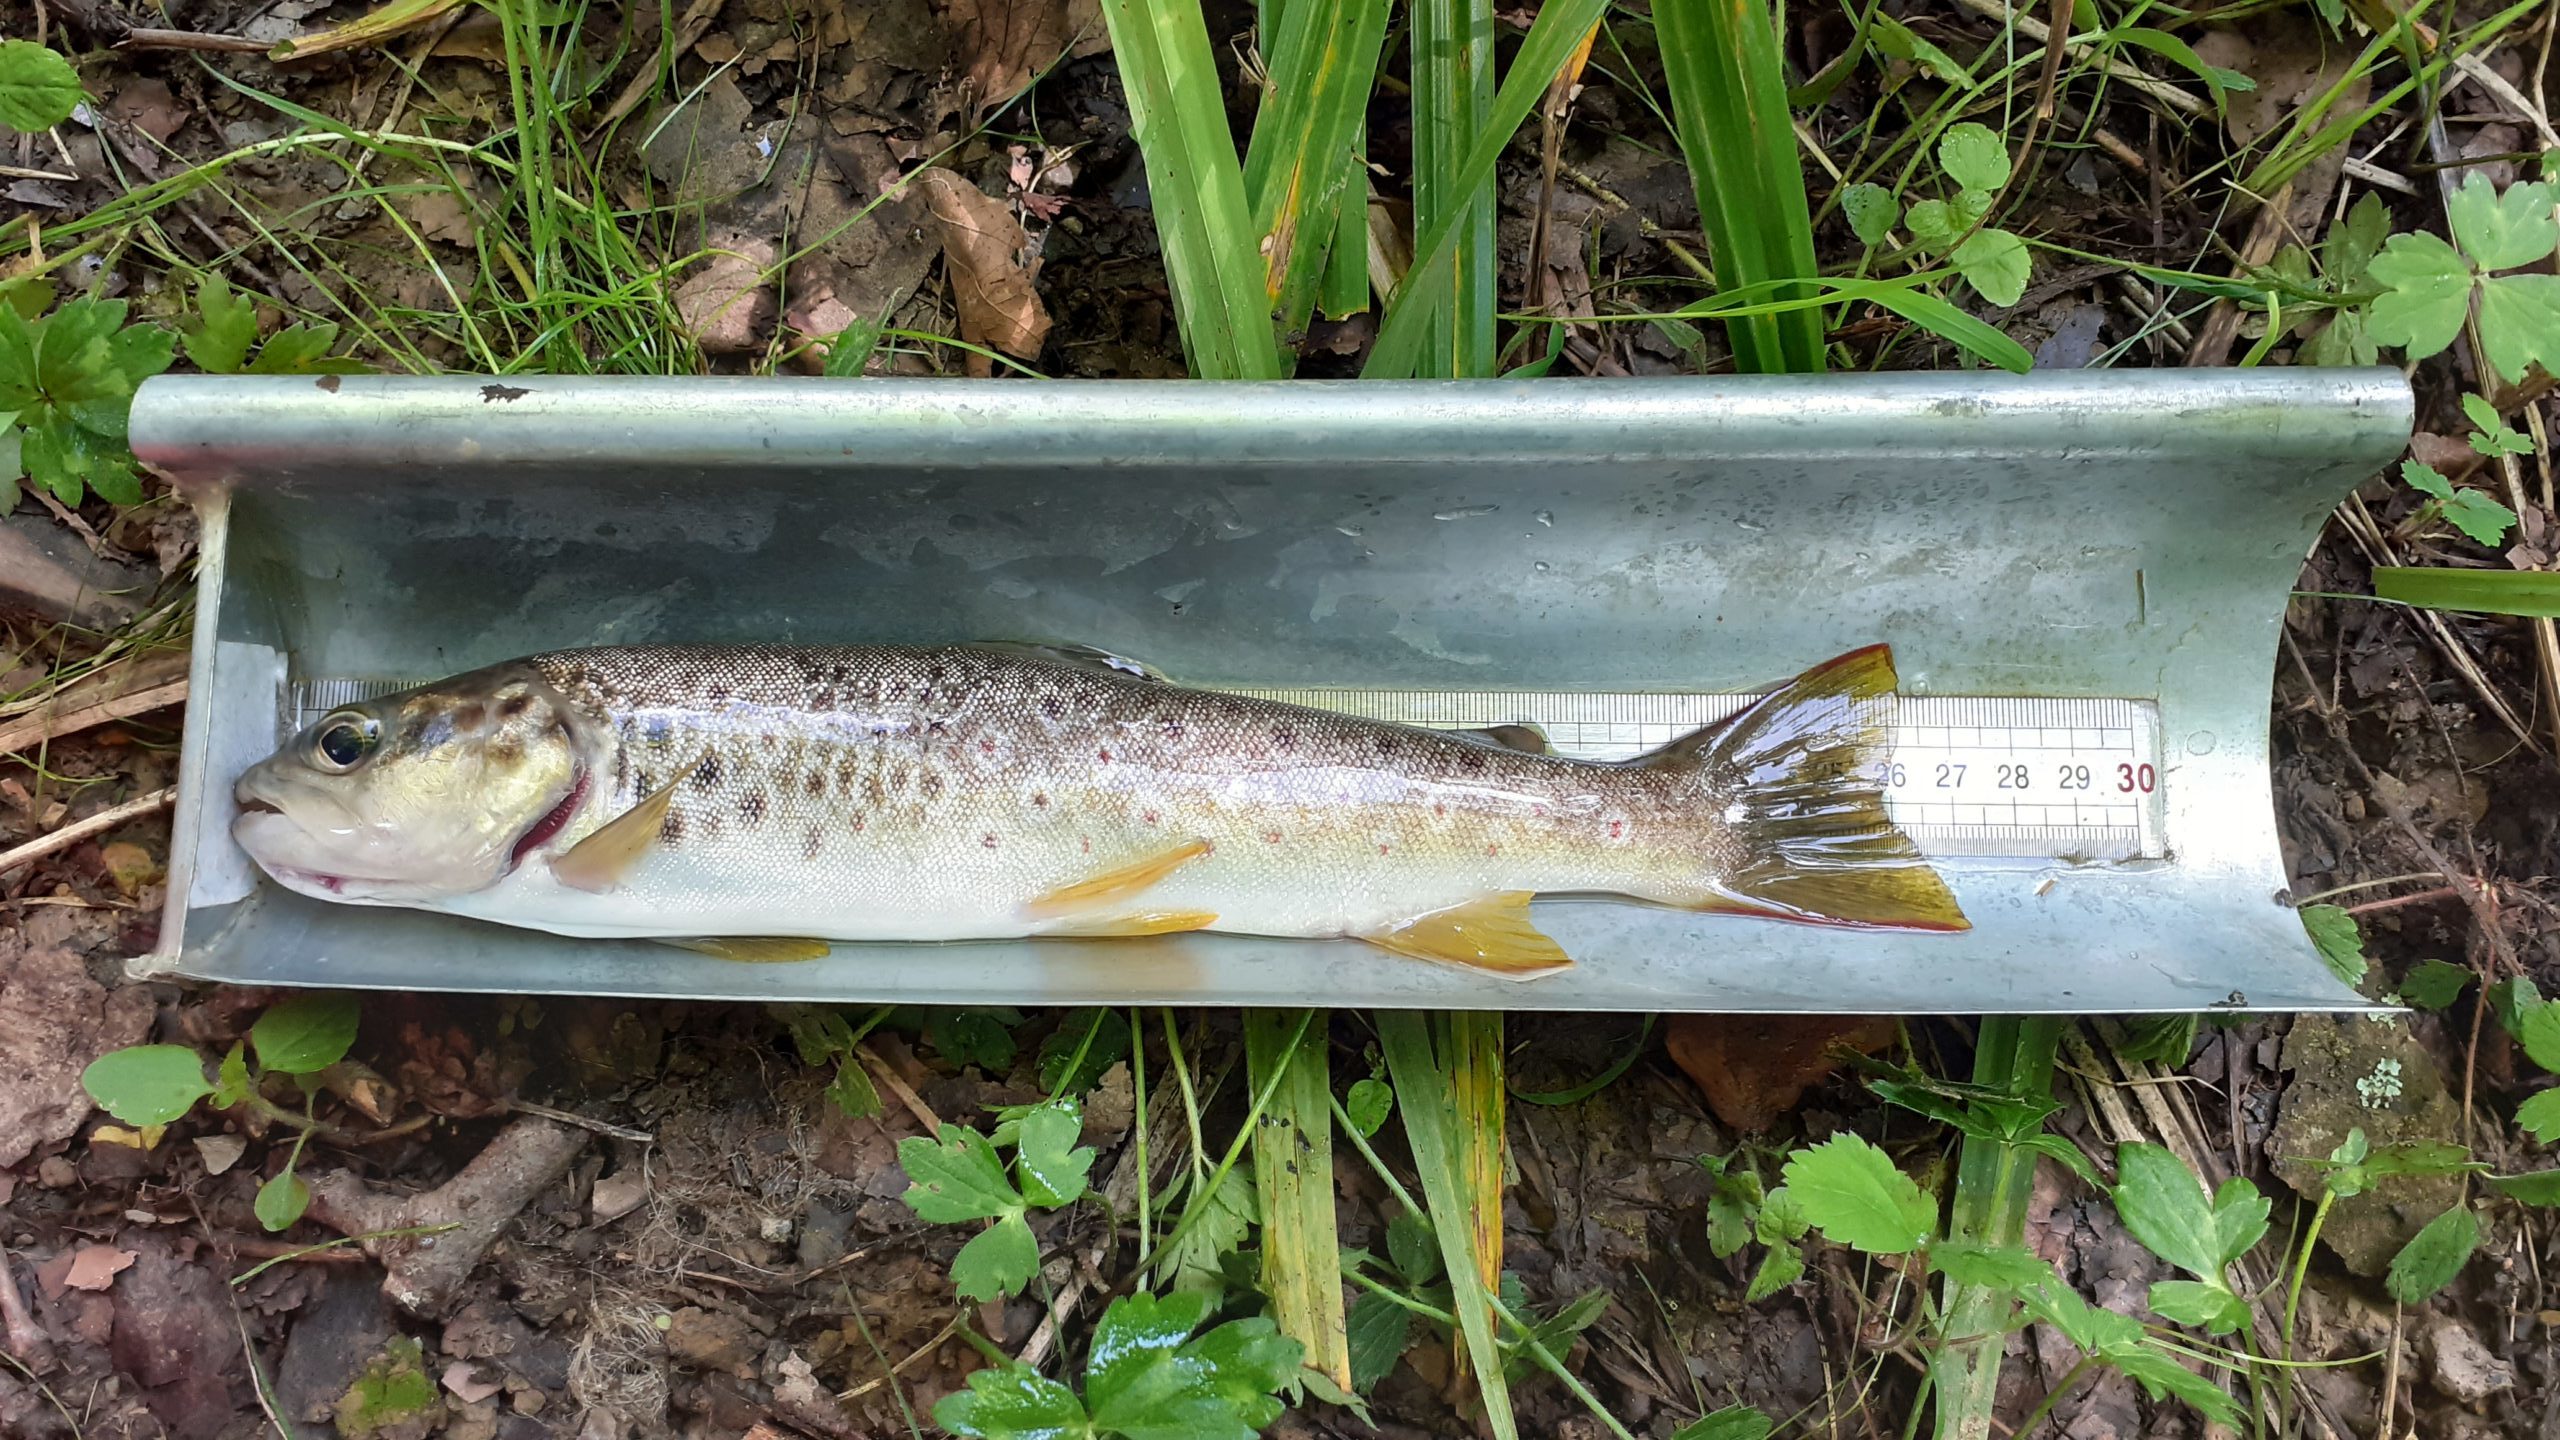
[4,0,2559,1437]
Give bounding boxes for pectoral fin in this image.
[1023,838,1214,919]
[656,936,834,963]
[1360,892,1573,979]
[551,770,686,893]
[1047,910,1220,938]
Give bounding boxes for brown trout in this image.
[232,643,1967,975]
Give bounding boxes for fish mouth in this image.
[237,797,284,817]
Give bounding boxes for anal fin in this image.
[1024,838,1214,919]
[656,936,833,963]
[1360,892,1573,980]
[1047,910,1219,938]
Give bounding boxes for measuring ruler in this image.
[290,679,2167,861]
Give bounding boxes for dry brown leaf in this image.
[441,1360,504,1404]
[915,169,1051,375]
[673,233,780,356]
[1665,1014,1898,1133]
[63,1244,138,1292]
[937,0,1111,116]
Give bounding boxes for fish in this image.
[231,642,1968,977]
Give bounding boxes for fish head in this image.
[233,663,597,903]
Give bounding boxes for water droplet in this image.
[1335,523,1364,537]
[1434,504,1500,521]
[1533,510,1554,527]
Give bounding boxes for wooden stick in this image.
[115,27,270,53]
[0,788,174,877]
[1945,0,2209,117]
[0,678,187,759]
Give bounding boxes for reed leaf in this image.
[2375,567,2560,618]
[1379,1012,1517,1440]
[1244,0,1393,333]
[1244,1009,1352,1388]
[1409,0,1497,377]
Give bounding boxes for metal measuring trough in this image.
[129,370,2411,1014]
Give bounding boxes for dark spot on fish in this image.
[832,665,851,683]
[708,683,734,704]
[1033,791,1049,808]
[865,774,887,804]
[804,825,824,860]
[930,665,947,683]
[1374,736,1395,754]
[480,382,529,402]
[982,833,998,849]
[1458,750,1486,770]
[488,735,523,764]
[660,809,687,846]
[1609,820,1625,839]
[921,772,944,800]
[1097,748,1112,763]
[499,693,533,720]
[692,755,723,792]
[1142,809,1159,825]
[980,738,996,755]
[1272,726,1294,750]
[740,787,768,824]
[636,770,658,795]
[1162,721,1184,740]
[1434,803,1446,817]
[805,769,826,797]
[1042,696,1064,720]
[852,815,865,832]
[451,702,487,730]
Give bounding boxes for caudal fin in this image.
[1646,644,1969,932]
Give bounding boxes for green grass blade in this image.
[1445,1012,1505,1387]
[1928,1018,2062,1440]
[1657,0,1825,374]
[1244,0,1393,333]
[1410,0,1497,377]
[1100,0,1287,379]
[1378,1012,1517,1440]
[1319,135,1372,317]
[1244,1009,1352,1388]
[1363,0,1610,379]
[2375,567,2560,618]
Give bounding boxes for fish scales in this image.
[232,643,1969,976]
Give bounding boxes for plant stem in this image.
[2010,1354,2097,1438]
[1929,1016,2064,1440]
[2283,1190,2336,1358]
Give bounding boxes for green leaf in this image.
[2447,175,2558,271]
[1343,1077,1392,1138]
[1184,1316,1303,1428]
[211,1042,253,1109]
[245,323,357,375]
[1904,198,1959,250]
[2491,977,2545,1040]
[255,1169,311,1231]
[1742,1240,1803,1302]
[0,41,83,134]
[1167,1163,1257,1297]
[2376,567,2560,618]
[2476,272,2560,386]
[1871,16,1968,83]
[2401,459,2454,502]
[824,1054,881,1119]
[2521,1001,2560,1072]
[1385,1210,1441,1285]
[2488,1169,2560,1206]
[1934,1242,2056,1293]
[250,992,361,1075]
[2305,309,2377,367]
[2464,394,2533,457]
[2111,1143,2224,1278]
[951,1212,1041,1303]
[2107,27,2251,115]
[774,1002,858,1065]
[1951,229,2031,307]
[1841,277,2034,372]
[2019,1274,2140,1354]
[2300,904,2366,985]
[2325,192,2391,287]
[1036,1009,1131,1095]
[934,1363,1090,1439]
[1346,1289,1413,1391]
[2443,489,2521,546]
[1753,1185,1809,1245]
[2210,1176,2271,1264]
[2386,1205,2479,1304]
[926,1007,1024,1072]
[1671,1406,1775,1440]
[184,275,259,374]
[900,1124,1024,1224]
[2108,1342,2241,1428]
[1084,1290,1214,1429]
[1840,183,1899,247]
[103,319,175,393]
[2146,1279,2248,1335]
[2400,960,2474,1012]
[1701,1158,1763,1260]
[80,1044,213,1126]
[2515,1088,2560,1143]
[2366,231,2476,361]
[1015,1101,1095,1209]
[1782,1134,1935,1254]
[822,313,887,377]
[1937,123,2012,195]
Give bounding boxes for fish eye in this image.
[311,712,381,772]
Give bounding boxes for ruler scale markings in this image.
[288,679,2168,861]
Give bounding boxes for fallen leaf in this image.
[590,1168,649,1225]
[442,1360,504,1404]
[193,1133,247,1175]
[1666,1014,1899,1133]
[936,0,1111,117]
[673,232,779,356]
[64,1244,138,1292]
[105,80,188,144]
[914,168,1051,374]
[92,1123,166,1151]
[98,841,162,897]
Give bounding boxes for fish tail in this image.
[1641,644,1970,932]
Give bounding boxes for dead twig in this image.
[115,27,269,52]
[0,787,174,878]
[303,1114,588,1317]
[506,1099,654,1144]
[0,678,187,759]
[0,1245,55,1373]
[856,1043,943,1134]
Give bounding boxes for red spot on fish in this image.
[983,833,998,849]
[1609,820,1624,839]
[1433,803,1446,817]
[1142,809,1160,825]
[1485,843,1500,857]
[1378,843,1391,855]
[1097,748,1112,762]
[1081,837,1092,854]
[1264,830,1282,844]
[852,817,865,832]
[980,738,996,754]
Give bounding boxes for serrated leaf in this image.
[950,1212,1040,1302]
[251,992,361,1075]
[934,1362,1090,1439]
[899,1124,1023,1223]
[824,1054,880,1118]
[1871,15,1967,82]
[1934,1242,2055,1293]
[2111,1143,2224,1279]
[103,321,175,392]
[2326,192,2391,287]
[80,1044,213,1126]
[2108,1342,2241,1428]
[2114,1014,2199,1067]
[255,1169,311,1231]
[2520,1002,2560,1072]
[184,276,259,374]
[211,1042,253,1109]
[1704,1163,1762,1260]
[2019,1274,2140,1353]
[1168,1163,1257,1298]
[1014,1101,1095,1208]
[1343,1076,1392,1138]
[1185,1316,1303,1428]
[2300,904,2366,986]
[2366,231,2476,361]
[1938,122,2012,194]
[2463,394,2532,457]
[1952,229,2031,307]
[244,323,353,375]
[1904,197,1958,250]
[926,1006,1024,1072]
[0,41,83,134]
[2386,1205,2478,1305]
[1671,1405,1774,1440]
[2493,977,2546,1039]
[2303,309,2378,368]
[2146,1278,2246,1334]
[1781,1134,1935,1255]
[2516,1088,2560,1143]
[2442,489,2519,546]
[1346,1290,1413,1391]
[2488,1169,2560,1205]
[773,1002,856,1065]
[2476,272,2560,386]
[2401,459,2454,501]
[1754,1185,1809,1244]
[79,448,142,506]
[2447,175,2558,271]
[1840,183,1898,247]
[1085,1290,1213,1426]
[1742,1239,1803,1302]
